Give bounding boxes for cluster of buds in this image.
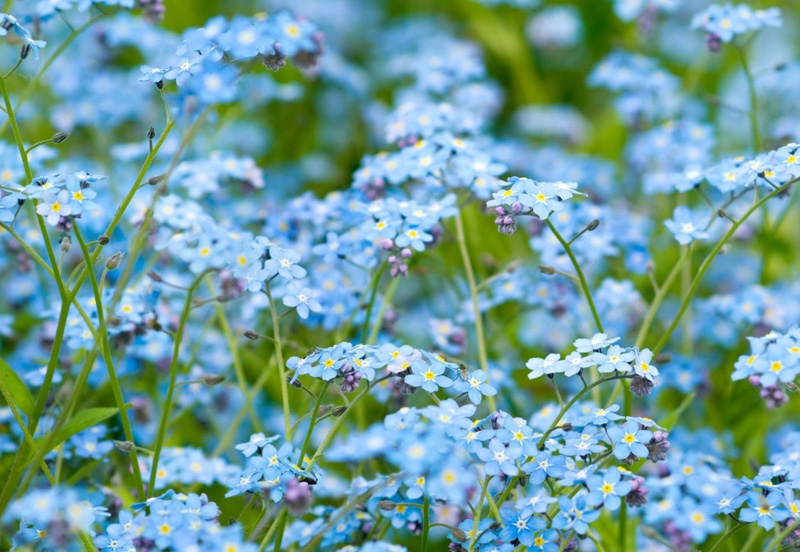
[494,203,521,235]
[750,375,789,409]
[380,238,413,278]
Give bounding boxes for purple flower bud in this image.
[646,431,670,462]
[706,33,722,52]
[283,477,313,517]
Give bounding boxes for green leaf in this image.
[0,358,35,417]
[23,407,119,465]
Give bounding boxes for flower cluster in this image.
[94,490,255,552]
[487,177,584,234]
[732,326,800,406]
[691,3,782,47]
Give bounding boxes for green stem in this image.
[735,44,760,154]
[361,262,387,341]
[545,219,604,333]
[207,277,262,433]
[305,374,392,471]
[257,508,288,552]
[653,180,795,354]
[73,221,145,498]
[468,477,491,552]
[298,382,329,462]
[421,495,431,552]
[707,520,744,552]
[147,271,210,497]
[454,211,497,412]
[266,282,292,441]
[618,502,628,552]
[367,277,399,345]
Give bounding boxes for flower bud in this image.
[243,330,260,340]
[98,235,110,245]
[59,235,71,254]
[114,440,134,452]
[105,252,124,270]
[148,174,166,186]
[52,132,70,144]
[539,265,556,275]
[147,127,156,140]
[203,374,226,386]
[332,406,347,417]
[586,219,600,231]
[378,500,396,511]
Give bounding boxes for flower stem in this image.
[735,43,760,154]
[653,180,795,354]
[545,218,604,403]
[421,494,431,552]
[207,277,262,433]
[147,270,210,498]
[266,281,292,441]
[73,221,146,498]
[545,219,604,333]
[455,211,497,412]
[468,476,491,552]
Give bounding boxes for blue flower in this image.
[264,246,307,280]
[452,369,497,405]
[551,493,600,535]
[498,508,546,547]
[522,451,567,484]
[282,283,322,319]
[477,439,522,476]
[404,360,453,392]
[665,205,709,245]
[739,490,791,530]
[607,420,653,460]
[586,468,632,511]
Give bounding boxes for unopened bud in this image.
[147,127,155,140]
[148,174,166,186]
[147,270,163,283]
[332,406,347,417]
[105,252,123,270]
[243,330,260,340]
[98,235,110,245]
[155,80,164,90]
[451,528,468,541]
[20,44,30,60]
[316,405,333,417]
[114,440,134,452]
[59,235,71,254]
[586,219,600,231]
[539,265,556,275]
[717,209,728,219]
[203,374,226,386]
[378,500,396,511]
[52,132,69,144]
